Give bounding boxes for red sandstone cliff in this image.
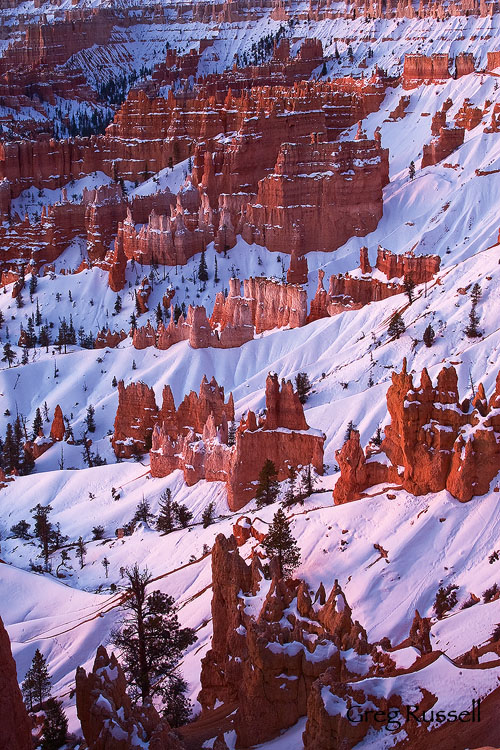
[334,359,500,504]
[0,615,32,750]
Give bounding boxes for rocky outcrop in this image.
[243,134,389,255]
[308,247,440,323]
[94,328,127,349]
[198,534,370,747]
[334,360,500,504]
[76,645,183,750]
[84,184,126,262]
[402,53,450,89]
[150,374,324,510]
[422,125,465,167]
[50,405,65,441]
[287,245,308,285]
[0,615,32,750]
[112,381,159,458]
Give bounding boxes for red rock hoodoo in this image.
[334,359,500,504]
[0,615,32,750]
[150,373,324,510]
[76,645,183,750]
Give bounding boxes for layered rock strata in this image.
[334,359,500,504]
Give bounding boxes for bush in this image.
[483,583,499,603]
[92,525,105,541]
[460,595,478,610]
[433,584,459,618]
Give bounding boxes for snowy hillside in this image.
[1,3,500,749]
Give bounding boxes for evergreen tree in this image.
[0,310,3,329]
[388,311,405,339]
[300,464,317,498]
[76,536,87,568]
[175,503,193,528]
[423,323,435,347]
[408,160,415,180]
[110,564,197,713]
[201,501,215,528]
[38,325,51,352]
[403,275,415,305]
[198,249,208,282]
[214,255,219,283]
[155,302,163,325]
[56,319,69,352]
[26,317,37,347]
[295,372,312,404]
[344,420,357,442]
[133,498,155,526]
[129,311,137,333]
[32,407,43,439]
[283,465,300,507]
[31,503,54,570]
[2,422,18,472]
[16,291,24,308]
[112,375,117,387]
[2,341,15,367]
[156,489,177,534]
[255,459,280,508]
[22,649,51,710]
[35,299,42,326]
[41,698,67,750]
[465,283,482,338]
[29,273,38,299]
[262,508,301,578]
[92,525,105,540]
[10,519,31,539]
[85,404,96,433]
[102,556,110,578]
[114,295,122,314]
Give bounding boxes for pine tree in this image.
[295,372,312,404]
[2,341,15,367]
[465,283,482,338]
[26,317,36,347]
[423,323,435,347]
[262,508,301,578]
[85,404,96,433]
[300,464,317,498]
[110,564,197,711]
[156,302,163,325]
[31,503,54,570]
[38,325,51,352]
[403,275,415,305]
[112,375,117,387]
[201,501,215,528]
[35,299,42,326]
[176,503,193,528]
[76,536,87,568]
[23,649,51,710]
[10,519,31,539]
[156,489,177,534]
[16,291,24,308]
[133,498,155,526]
[32,407,43,439]
[92,525,105,540]
[41,698,67,750]
[255,459,280,508]
[198,249,208,282]
[214,255,220,283]
[408,160,415,180]
[114,295,122,314]
[283,465,300,507]
[102,556,110,578]
[3,422,18,472]
[388,311,405,339]
[29,273,38,302]
[344,420,357,442]
[130,311,138,333]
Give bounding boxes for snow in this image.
[2,7,500,749]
